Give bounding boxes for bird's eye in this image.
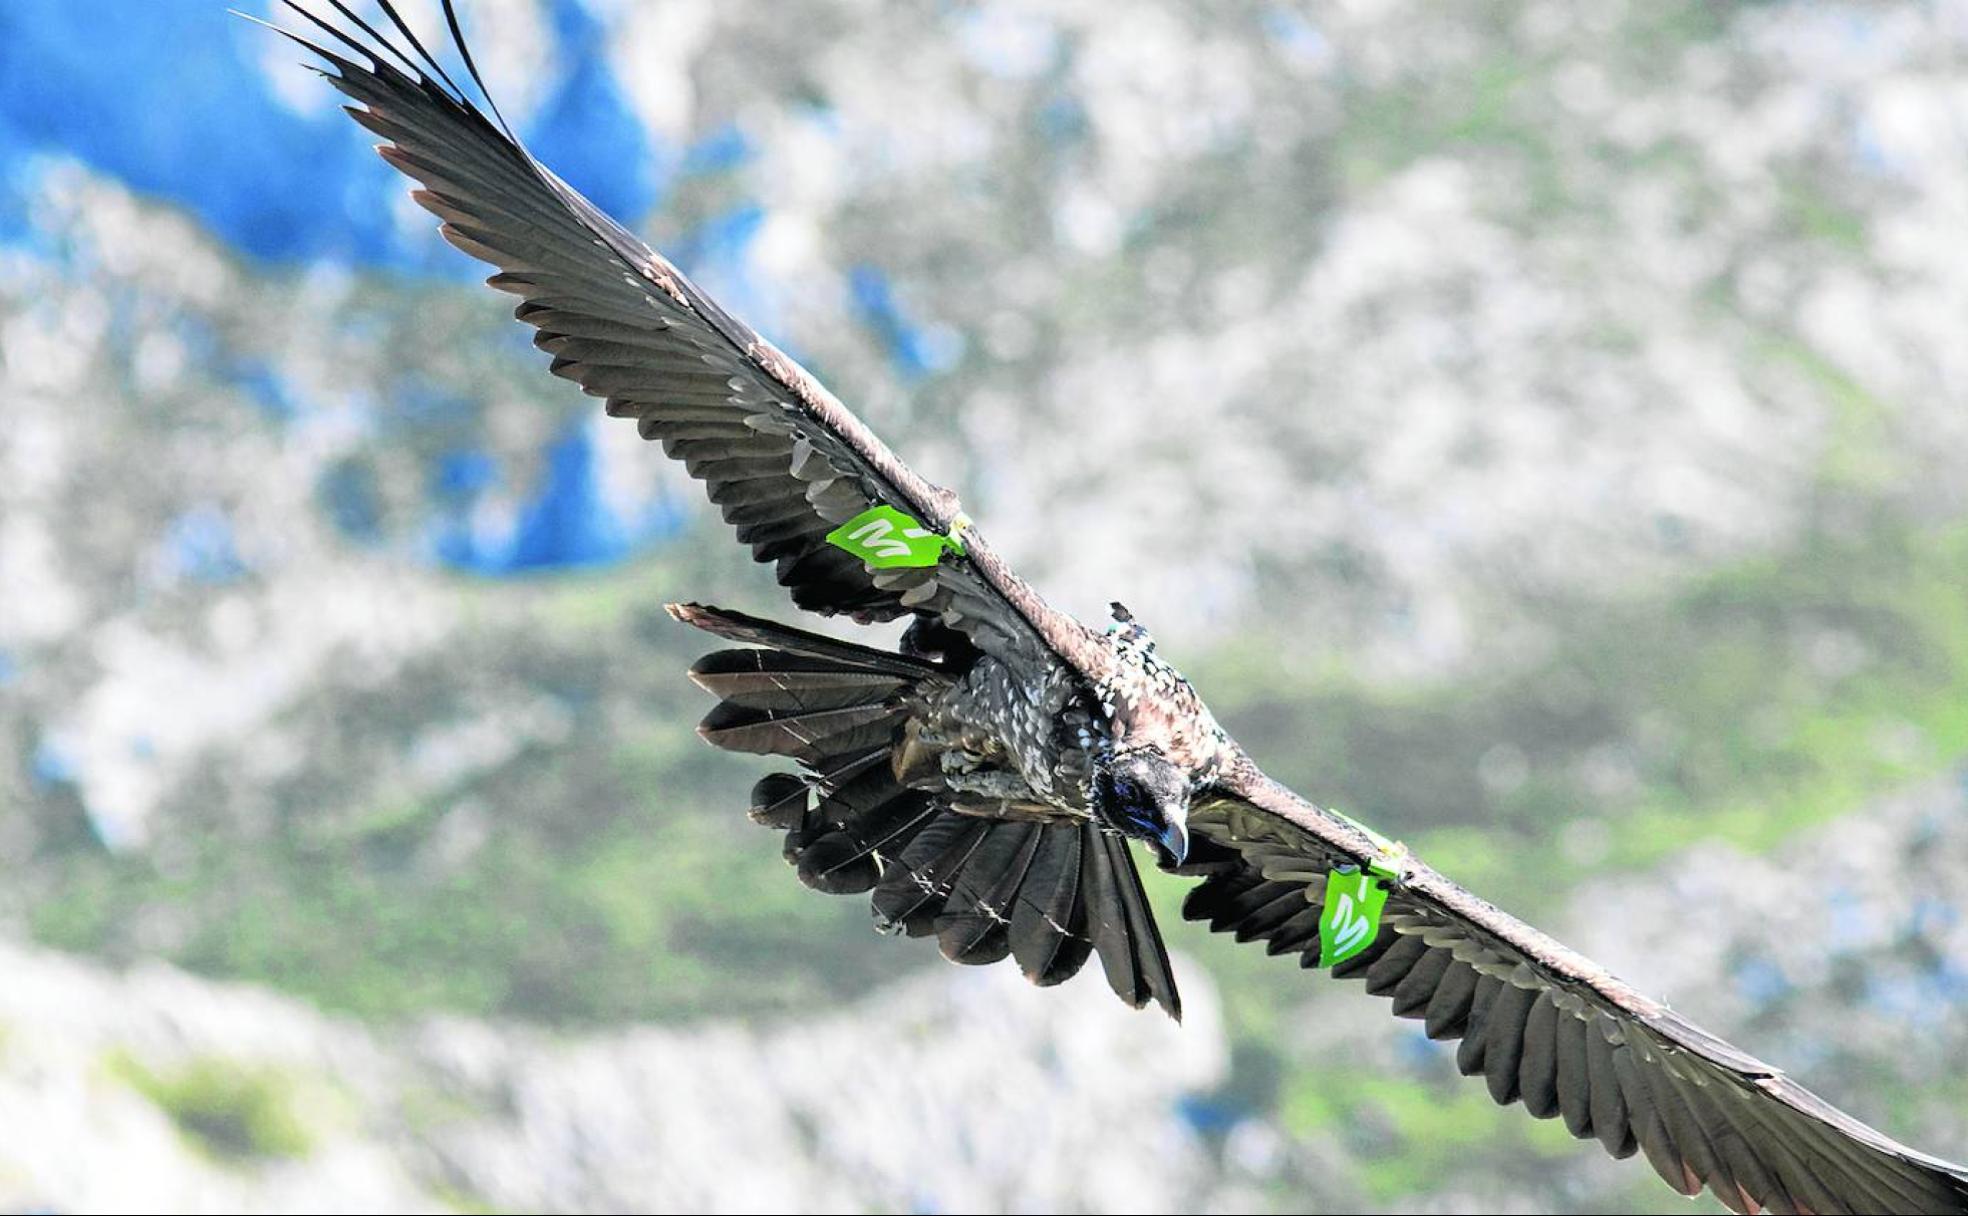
[1112,777,1139,803]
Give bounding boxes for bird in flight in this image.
[260,3,1967,1211]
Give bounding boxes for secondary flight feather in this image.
[259,3,1968,1211]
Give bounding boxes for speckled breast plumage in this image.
[1093,615,1232,777]
[917,612,1231,819]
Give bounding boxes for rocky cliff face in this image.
[3,770,1962,1213]
[0,939,1223,1213]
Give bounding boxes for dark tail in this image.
[669,603,1181,1018]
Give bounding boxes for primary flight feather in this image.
[261,3,1968,1211]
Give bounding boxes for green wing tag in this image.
[825,505,965,569]
[1317,867,1391,968]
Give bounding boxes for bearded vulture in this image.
[255,3,1968,1211]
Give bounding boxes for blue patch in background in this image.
[504,423,631,572]
[320,459,386,544]
[0,1,425,266]
[433,423,686,576]
[232,359,302,422]
[158,505,251,586]
[683,122,754,175]
[0,0,662,271]
[850,264,962,381]
[30,736,77,791]
[526,0,667,223]
[0,0,752,580]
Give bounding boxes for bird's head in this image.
[1094,746,1191,865]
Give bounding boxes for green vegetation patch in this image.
[1201,509,1968,912]
[32,508,1968,1041]
[107,1051,314,1163]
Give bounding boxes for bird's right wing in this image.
[263,1,1109,688]
[1184,762,1968,1215]
[267,0,1182,1019]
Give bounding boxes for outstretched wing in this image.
[270,0,1182,1017]
[265,0,1105,685]
[1187,762,1968,1215]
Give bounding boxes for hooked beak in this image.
[1156,815,1190,866]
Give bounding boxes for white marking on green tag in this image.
[1318,867,1390,968]
[825,505,965,569]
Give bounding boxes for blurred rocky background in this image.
[1,0,1964,1211]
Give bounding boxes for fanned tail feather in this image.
[672,601,1182,1017]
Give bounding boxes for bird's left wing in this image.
[1187,760,1968,1215]
[263,1,1104,683]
